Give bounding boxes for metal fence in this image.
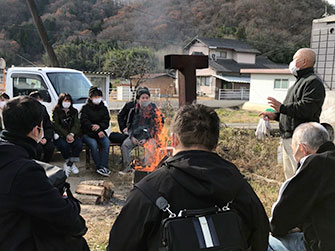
[218,89,250,100]
[109,87,161,101]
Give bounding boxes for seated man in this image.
[120,87,163,173]
[108,104,269,250]
[269,122,335,251]
[0,96,88,250]
[29,91,55,162]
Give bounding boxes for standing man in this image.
[269,122,335,251]
[108,104,269,250]
[260,48,325,179]
[0,96,88,250]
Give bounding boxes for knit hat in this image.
[136,87,150,99]
[89,86,103,97]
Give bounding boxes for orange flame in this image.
[134,107,172,172]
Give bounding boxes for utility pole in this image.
[26,0,59,67]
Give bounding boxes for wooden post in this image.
[26,0,59,67]
[165,55,208,106]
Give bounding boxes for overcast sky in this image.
[327,0,335,6]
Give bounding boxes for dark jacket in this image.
[117,101,136,132]
[80,99,110,139]
[52,107,81,138]
[128,103,163,139]
[270,141,335,251]
[107,150,269,251]
[0,130,87,251]
[42,105,54,141]
[276,67,325,138]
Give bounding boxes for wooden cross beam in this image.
[165,54,208,106]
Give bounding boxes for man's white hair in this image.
[292,122,329,150]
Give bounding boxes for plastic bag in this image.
[255,118,271,140]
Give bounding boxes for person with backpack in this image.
[80,86,111,177]
[107,104,269,250]
[0,96,89,251]
[52,93,82,176]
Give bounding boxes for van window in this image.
[12,74,51,102]
[47,72,91,104]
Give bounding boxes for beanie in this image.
[89,86,103,97]
[136,87,150,99]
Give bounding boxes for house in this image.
[240,68,295,111]
[184,36,285,99]
[311,14,335,90]
[130,73,176,97]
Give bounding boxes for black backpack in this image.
[135,182,248,251]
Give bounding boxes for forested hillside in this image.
[0,0,332,72]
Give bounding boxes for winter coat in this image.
[80,99,110,139]
[107,150,269,251]
[275,67,325,139]
[42,105,54,141]
[0,130,87,251]
[271,141,335,251]
[128,103,163,139]
[117,101,136,132]
[52,107,81,138]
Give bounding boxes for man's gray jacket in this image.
[276,67,325,138]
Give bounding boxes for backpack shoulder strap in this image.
[135,180,176,217]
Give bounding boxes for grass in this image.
[215,108,260,124]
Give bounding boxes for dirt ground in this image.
[50,149,132,251]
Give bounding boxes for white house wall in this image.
[233,52,256,64]
[188,42,209,55]
[249,74,295,105]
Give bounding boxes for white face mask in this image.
[92,97,102,105]
[0,101,6,109]
[289,60,300,76]
[37,127,44,143]
[62,101,71,109]
[141,101,150,108]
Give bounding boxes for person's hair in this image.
[0,92,9,100]
[3,96,44,136]
[171,103,220,150]
[29,91,42,100]
[89,86,103,97]
[321,122,334,142]
[292,122,329,150]
[53,93,73,112]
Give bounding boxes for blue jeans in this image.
[82,134,110,169]
[54,137,83,161]
[268,233,306,251]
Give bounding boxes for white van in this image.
[5,67,93,114]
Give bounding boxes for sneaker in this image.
[118,169,134,175]
[71,163,79,174]
[63,162,71,177]
[97,167,111,177]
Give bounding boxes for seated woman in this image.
[52,93,82,176]
[80,86,111,177]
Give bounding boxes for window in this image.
[219,51,227,59]
[47,72,91,104]
[12,74,51,102]
[274,79,289,89]
[197,76,211,86]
